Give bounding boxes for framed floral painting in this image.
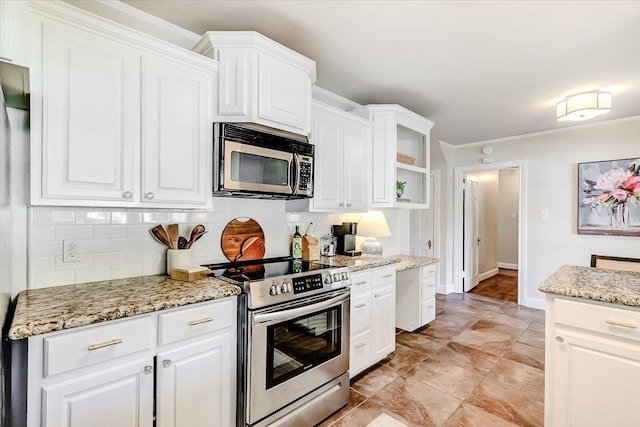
[578,157,640,236]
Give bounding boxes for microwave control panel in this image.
[298,157,313,194]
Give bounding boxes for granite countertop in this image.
[538,265,640,307]
[9,275,241,340]
[318,254,438,273]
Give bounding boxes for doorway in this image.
[453,161,527,305]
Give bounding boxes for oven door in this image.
[246,289,350,425]
[223,139,294,194]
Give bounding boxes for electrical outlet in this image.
[63,240,79,262]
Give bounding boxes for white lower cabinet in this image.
[349,266,396,378]
[545,295,640,427]
[28,298,237,427]
[396,264,437,331]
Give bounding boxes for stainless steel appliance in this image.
[332,222,362,257]
[214,123,314,199]
[204,257,351,427]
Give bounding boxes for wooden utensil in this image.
[167,224,179,250]
[185,224,205,249]
[185,230,207,249]
[220,218,265,262]
[149,225,171,249]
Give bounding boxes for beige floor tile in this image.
[405,358,486,400]
[443,402,521,427]
[350,363,401,397]
[503,341,545,369]
[488,358,544,399]
[431,341,501,373]
[380,342,429,373]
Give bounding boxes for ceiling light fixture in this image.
[556,91,612,122]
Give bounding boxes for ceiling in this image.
[120,1,640,145]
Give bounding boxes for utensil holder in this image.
[167,249,192,274]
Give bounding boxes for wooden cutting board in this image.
[221,217,266,262]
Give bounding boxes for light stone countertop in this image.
[318,254,438,272]
[538,265,640,307]
[8,275,241,340]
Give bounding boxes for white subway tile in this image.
[94,252,128,267]
[75,267,111,284]
[55,226,93,240]
[171,212,195,224]
[142,211,171,224]
[75,211,110,224]
[32,226,55,241]
[94,225,127,239]
[143,260,165,276]
[31,241,63,257]
[144,238,169,250]
[111,238,145,252]
[127,224,153,238]
[194,212,218,223]
[212,199,228,213]
[33,207,75,225]
[31,256,55,273]
[127,251,144,264]
[54,254,94,271]
[111,264,142,280]
[82,239,112,254]
[127,211,143,224]
[111,211,128,224]
[141,249,165,263]
[31,270,75,289]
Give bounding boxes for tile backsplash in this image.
[28,199,348,289]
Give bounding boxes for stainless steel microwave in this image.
[214,123,314,199]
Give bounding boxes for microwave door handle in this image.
[291,154,299,195]
[253,292,349,324]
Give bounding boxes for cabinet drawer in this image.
[555,298,640,342]
[44,316,153,377]
[158,299,234,346]
[351,292,371,334]
[421,298,436,325]
[421,277,437,299]
[373,266,396,285]
[350,270,372,294]
[349,329,371,377]
[421,264,436,279]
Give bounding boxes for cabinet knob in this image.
[163,359,172,368]
[122,191,133,199]
[555,336,564,343]
[339,203,344,207]
[143,365,153,375]
[144,192,155,200]
[347,203,352,207]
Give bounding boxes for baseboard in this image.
[437,283,455,295]
[478,268,499,282]
[498,262,518,270]
[523,297,545,310]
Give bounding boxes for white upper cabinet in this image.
[351,105,434,209]
[311,100,371,212]
[194,31,315,136]
[29,1,215,208]
[0,0,30,66]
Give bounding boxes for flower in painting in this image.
[582,161,640,210]
[612,189,628,201]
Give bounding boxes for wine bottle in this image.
[292,225,303,259]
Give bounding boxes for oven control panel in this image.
[292,273,323,294]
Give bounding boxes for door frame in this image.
[453,160,527,305]
[463,174,480,292]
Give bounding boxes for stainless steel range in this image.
[204,257,351,427]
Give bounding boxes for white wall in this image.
[497,169,519,267]
[446,116,640,308]
[475,171,499,275]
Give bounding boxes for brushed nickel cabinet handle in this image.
[355,343,366,349]
[355,281,367,286]
[605,319,637,329]
[189,317,213,326]
[382,274,393,278]
[354,303,366,309]
[556,336,564,343]
[88,338,123,351]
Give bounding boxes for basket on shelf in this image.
[396,152,416,165]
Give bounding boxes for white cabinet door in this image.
[343,122,369,211]
[156,332,234,427]
[311,109,344,211]
[349,329,372,377]
[0,0,29,66]
[42,358,153,427]
[38,20,139,202]
[141,55,212,206]
[258,51,310,134]
[550,328,640,427]
[372,283,395,361]
[215,47,252,119]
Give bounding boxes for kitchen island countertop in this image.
[538,265,640,307]
[8,275,241,340]
[318,254,438,272]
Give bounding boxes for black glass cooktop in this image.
[202,256,329,283]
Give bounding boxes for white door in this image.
[310,109,344,211]
[343,122,370,211]
[40,20,139,202]
[372,283,395,360]
[42,359,154,427]
[156,333,234,427]
[463,175,480,292]
[409,170,439,257]
[141,54,213,206]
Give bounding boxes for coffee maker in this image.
[331,222,362,257]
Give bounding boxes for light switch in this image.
[541,210,550,220]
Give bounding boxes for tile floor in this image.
[318,292,545,427]
[469,269,519,303]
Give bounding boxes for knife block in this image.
[302,235,319,261]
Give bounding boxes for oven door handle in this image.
[253,292,349,324]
